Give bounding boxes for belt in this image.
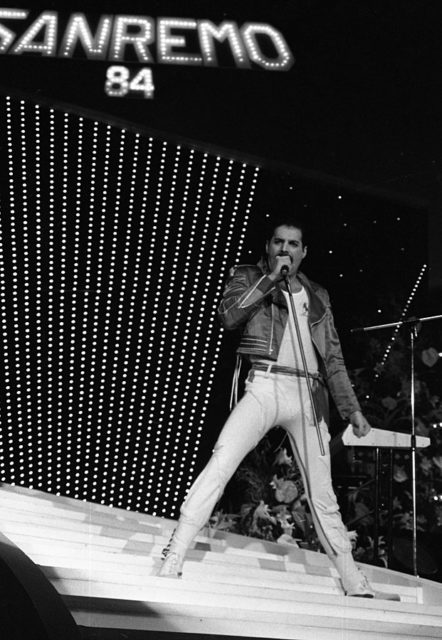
[251,362,324,384]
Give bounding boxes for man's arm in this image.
[217,266,276,330]
[320,295,371,435]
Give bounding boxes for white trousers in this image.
[172,370,353,562]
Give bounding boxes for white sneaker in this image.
[346,572,400,601]
[157,552,184,578]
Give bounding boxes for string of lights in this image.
[82,120,100,498]
[376,263,428,378]
[5,96,22,487]
[100,127,130,506]
[132,138,163,511]
[90,124,113,504]
[0,196,8,482]
[47,107,57,494]
[33,104,44,490]
[114,132,142,509]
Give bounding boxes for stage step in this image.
[1,483,442,639]
[0,504,419,601]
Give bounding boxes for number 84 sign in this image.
[105,66,154,99]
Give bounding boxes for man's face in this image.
[266,225,307,275]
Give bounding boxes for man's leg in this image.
[282,378,399,600]
[282,379,351,558]
[159,376,276,576]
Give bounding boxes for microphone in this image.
[280,264,290,277]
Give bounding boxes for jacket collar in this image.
[257,257,326,325]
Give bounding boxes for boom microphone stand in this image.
[282,267,325,456]
[350,313,442,576]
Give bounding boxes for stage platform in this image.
[0,483,441,640]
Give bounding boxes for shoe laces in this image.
[361,577,371,591]
[356,570,374,594]
[161,529,177,559]
[162,551,183,574]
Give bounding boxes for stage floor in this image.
[0,483,441,640]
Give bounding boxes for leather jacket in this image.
[217,261,361,421]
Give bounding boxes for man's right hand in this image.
[269,255,292,281]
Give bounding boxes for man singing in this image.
[158,216,398,600]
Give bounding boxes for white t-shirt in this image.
[275,287,318,373]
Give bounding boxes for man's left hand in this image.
[349,410,371,438]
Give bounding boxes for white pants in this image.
[172,370,352,560]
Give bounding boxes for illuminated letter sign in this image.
[12,10,58,57]
[110,15,155,63]
[157,18,202,65]
[60,13,113,60]
[0,8,296,83]
[0,8,27,52]
[198,20,250,68]
[241,23,294,70]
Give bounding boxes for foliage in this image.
[209,430,319,549]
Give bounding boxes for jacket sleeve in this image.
[321,293,361,420]
[217,266,276,330]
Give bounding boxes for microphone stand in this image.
[350,313,442,576]
[282,270,325,456]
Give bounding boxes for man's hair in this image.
[264,215,309,246]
